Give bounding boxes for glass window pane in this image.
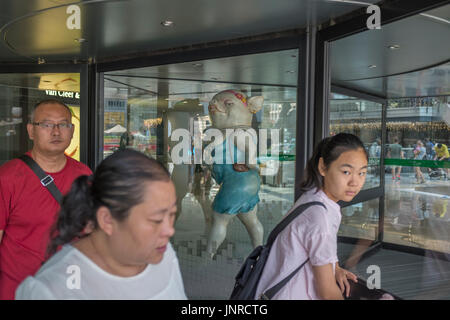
[384,95,450,254]
[102,50,298,299]
[329,92,383,189]
[339,198,379,241]
[0,73,81,164]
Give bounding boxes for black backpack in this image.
[229,201,326,300]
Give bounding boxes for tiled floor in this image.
[338,243,450,300]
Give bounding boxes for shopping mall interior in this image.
[0,0,449,299]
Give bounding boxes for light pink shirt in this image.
[255,188,341,300]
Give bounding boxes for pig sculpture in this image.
[206,90,264,257]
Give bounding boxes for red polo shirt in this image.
[0,152,92,299]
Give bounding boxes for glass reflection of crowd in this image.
[383,134,449,256]
[384,136,449,183]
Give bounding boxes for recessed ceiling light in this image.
[161,20,174,27]
[388,44,400,50]
[368,65,377,69]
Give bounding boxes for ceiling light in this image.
[161,20,174,27]
[368,65,377,68]
[388,44,400,50]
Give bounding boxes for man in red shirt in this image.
[0,99,92,299]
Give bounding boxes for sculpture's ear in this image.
[248,96,263,114]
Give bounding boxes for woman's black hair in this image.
[47,149,170,256]
[298,133,368,193]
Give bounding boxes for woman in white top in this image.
[16,149,187,300]
[255,133,368,299]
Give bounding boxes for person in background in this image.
[15,149,187,300]
[387,137,404,181]
[0,99,92,300]
[423,138,435,177]
[369,138,381,159]
[413,140,427,184]
[434,143,449,179]
[369,138,381,178]
[424,138,435,160]
[255,133,368,299]
[119,131,134,150]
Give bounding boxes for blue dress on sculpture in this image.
[211,138,260,215]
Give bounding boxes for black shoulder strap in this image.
[260,201,326,300]
[261,258,310,300]
[19,154,63,204]
[266,201,326,246]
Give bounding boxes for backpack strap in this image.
[260,258,310,300]
[266,201,326,246]
[19,154,63,204]
[260,201,326,300]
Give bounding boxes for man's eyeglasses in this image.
[32,122,74,130]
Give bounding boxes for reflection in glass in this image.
[384,95,450,254]
[102,50,298,298]
[0,73,81,164]
[329,93,382,189]
[339,199,379,273]
[340,198,379,241]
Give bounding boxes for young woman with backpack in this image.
[254,133,368,299]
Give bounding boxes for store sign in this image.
[45,90,80,99]
[104,98,127,129]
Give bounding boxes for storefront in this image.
[0,0,448,300]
